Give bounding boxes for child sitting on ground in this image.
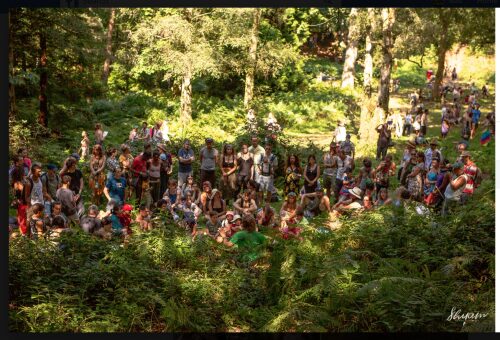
[136,204,152,231]
[280,207,305,240]
[217,214,242,243]
[205,211,222,237]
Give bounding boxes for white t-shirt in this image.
[334,126,346,143]
[334,155,352,180]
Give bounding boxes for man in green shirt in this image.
[224,215,266,262]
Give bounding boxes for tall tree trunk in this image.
[180,69,192,124]
[8,10,16,118]
[363,8,375,97]
[244,8,261,109]
[433,11,450,100]
[102,8,116,85]
[38,32,48,128]
[377,8,395,116]
[341,8,359,88]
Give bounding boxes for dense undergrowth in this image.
[9,54,495,332]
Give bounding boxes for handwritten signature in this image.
[446,307,489,326]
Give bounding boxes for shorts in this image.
[259,175,274,192]
[323,174,335,190]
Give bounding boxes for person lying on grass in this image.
[222,214,267,263]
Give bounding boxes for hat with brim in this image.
[348,187,363,200]
[233,214,242,221]
[226,211,234,217]
[452,162,464,170]
[406,141,417,149]
[71,153,80,161]
[157,144,167,152]
[461,151,471,158]
[430,138,439,146]
[122,204,133,211]
[47,164,57,171]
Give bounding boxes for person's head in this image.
[157,199,169,211]
[168,179,177,190]
[363,158,372,168]
[113,168,122,180]
[142,121,147,128]
[265,144,272,154]
[202,181,212,193]
[13,155,24,167]
[211,189,222,202]
[461,151,472,164]
[247,180,257,190]
[31,163,42,179]
[106,147,117,158]
[121,144,130,155]
[86,204,98,217]
[241,143,249,154]
[233,216,242,227]
[295,206,304,220]
[52,201,63,215]
[142,151,152,161]
[346,133,351,140]
[152,150,160,161]
[205,138,214,148]
[287,191,297,204]
[243,189,251,201]
[143,143,152,153]
[308,154,316,165]
[183,139,190,150]
[384,155,393,164]
[18,147,28,158]
[139,204,150,216]
[223,144,234,156]
[416,151,425,162]
[192,183,199,192]
[329,142,337,154]
[225,211,234,222]
[264,205,274,217]
[241,214,256,232]
[251,136,259,147]
[338,149,346,159]
[31,203,44,218]
[52,216,66,229]
[344,167,352,179]
[82,131,87,137]
[92,144,103,158]
[187,175,194,185]
[62,175,71,187]
[47,164,57,175]
[208,211,218,223]
[287,154,299,167]
[363,195,373,209]
[348,187,363,201]
[379,188,388,201]
[65,157,77,171]
[315,187,324,197]
[95,123,102,131]
[457,143,467,153]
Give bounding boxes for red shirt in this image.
[132,155,148,178]
[463,161,478,195]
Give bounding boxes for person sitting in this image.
[46,215,70,241]
[205,211,222,237]
[216,214,242,244]
[94,216,113,240]
[44,201,68,230]
[333,167,355,208]
[80,204,101,234]
[177,195,202,229]
[256,204,277,229]
[222,215,267,263]
[246,180,260,207]
[301,186,331,218]
[29,203,46,240]
[374,188,392,207]
[279,192,299,229]
[118,204,134,236]
[331,187,364,216]
[207,188,226,221]
[163,179,182,211]
[233,189,258,217]
[191,216,210,241]
[280,207,305,241]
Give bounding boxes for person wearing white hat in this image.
[332,186,363,212]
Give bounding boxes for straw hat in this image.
[348,187,363,199]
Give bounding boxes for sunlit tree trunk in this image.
[244,8,261,109]
[377,8,395,116]
[363,8,375,96]
[38,32,48,127]
[433,10,450,100]
[180,68,192,124]
[102,8,116,85]
[341,8,359,89]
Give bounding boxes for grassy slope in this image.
[9,48,495,332]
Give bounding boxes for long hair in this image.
[286,154,302,173]
[92,144,103,158]
[223,144,235,157]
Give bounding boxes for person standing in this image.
[11,165,29,236]
[284,154,302,196]
[219,144,238,202]
[248,136,265,186]
[199,138,219,188]
[322,143,337,199]
[236,144,254,198]
[461,151,481,198]
[420,109,429,136]
[79,131,90,161]
[340,134,355,159]
[177,139,195,188]
[157,144,172,197]
[333,150,353,203]
[471,104,481,139]
[89,145,107,206]
[56,175,79,224]
[94,123,104,146]
[41,164,61,216]
[424,139,442,170]
[104,168,127,210]
[303,155,320,194]
[59,157,85,217]
[257,144,277,203]
[403,110,413,136]
[333,120,347,144]
[375,123,391,160]
[131,151,151,207]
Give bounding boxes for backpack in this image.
[41,172,60,193]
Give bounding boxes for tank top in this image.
[92,156,104,172]
[223,155,235,168]
[323,153,336,176]
[149,161,161,179]
[211,199,225,213]
[30,177,44,205]
[444,174,468,201]
[306,164,318,182]
[238,156,253,176]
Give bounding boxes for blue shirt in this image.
[106,177,126,205]
[178,148,194,173]
[472,109,481,123]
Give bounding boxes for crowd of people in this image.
[8,77,493,260]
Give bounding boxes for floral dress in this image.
[284,166,301,195]
[407,162,425,199]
